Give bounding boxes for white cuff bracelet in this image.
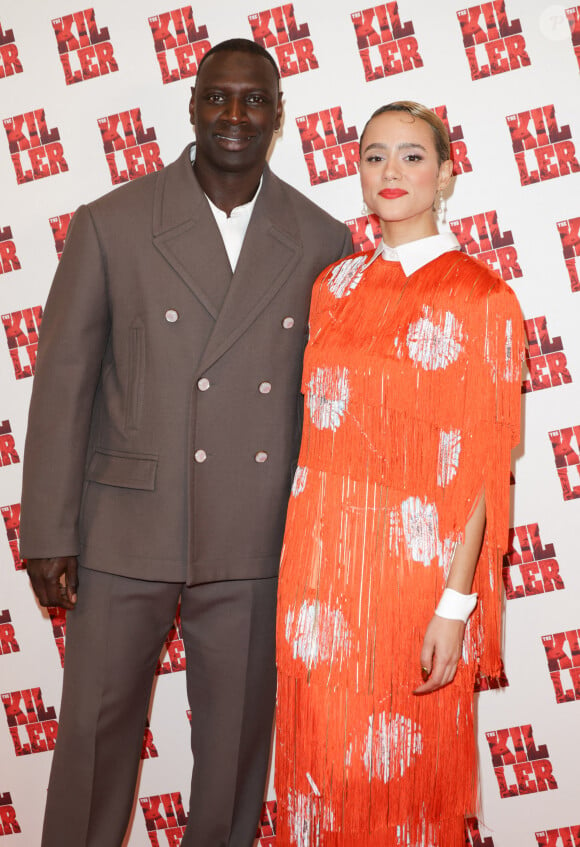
[435,587,478,623]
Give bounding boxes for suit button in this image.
[282,316,295,329]
[254,451,268,463]
[197,378,210,391]
[165,309,179,322]
[258,381,272,394]
[194,449,207,463]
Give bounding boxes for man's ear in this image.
[274,91,283,132]
[189,88,196,128]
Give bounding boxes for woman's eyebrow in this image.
[362,141,428,154]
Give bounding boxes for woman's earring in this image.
[434,191,447,224]
[362,202,369,216]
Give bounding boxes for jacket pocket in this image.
[126,320,145,433]
[86,448,158,490]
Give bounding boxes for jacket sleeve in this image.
[19,204,111,558]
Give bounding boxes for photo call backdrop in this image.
[1,0,579,844]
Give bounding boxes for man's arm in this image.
[20,204,111,604]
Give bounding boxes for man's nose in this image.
[224,97,246,123]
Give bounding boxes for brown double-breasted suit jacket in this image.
[19,144,352,585]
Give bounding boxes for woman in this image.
[275,102,523,846]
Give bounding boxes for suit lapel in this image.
[197,166,302,374]
[152,145,232,319]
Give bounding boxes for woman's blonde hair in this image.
[360,100,451,166]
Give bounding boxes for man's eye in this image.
[207,94,225,103]
[247,94,266,104]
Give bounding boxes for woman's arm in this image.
[413,491,486,694]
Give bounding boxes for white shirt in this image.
[190,144,261,271]
[368,232,461,277]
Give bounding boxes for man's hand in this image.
[25,557,78,610]
[413,615,465,695]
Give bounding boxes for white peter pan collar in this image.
[368,232,461,277]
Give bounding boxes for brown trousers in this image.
[41,567,277,847]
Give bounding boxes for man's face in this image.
[190,50,282,174]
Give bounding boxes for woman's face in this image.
[360,111,452,239]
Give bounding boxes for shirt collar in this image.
[189,143,262,218]
[368,232,461,276]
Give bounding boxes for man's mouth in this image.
[215,133,254,147]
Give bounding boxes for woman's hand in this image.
[413,615,465,694]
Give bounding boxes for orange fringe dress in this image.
[275,246,524,847]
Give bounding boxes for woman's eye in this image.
[405,154,424,162]
[365,155,384,163]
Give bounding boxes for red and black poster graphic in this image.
[3,110,68,185]
[0,226,21,276]
[256,800,276,845]
[566,6,580,70]
[0,505,21,570]
[47,607,66,668]
[523,317,572,394]
[486,724,558,798]
[249,4,318,76]
[149,6,210,83]
[474,660,509,692]
[296,105,359,186]
[351,3,423,81]
[449,209,522,280]
[548,425,580,501]
[542,628,580,704]
[503,522,564,600]
[507,105,580,186]
[97,108,164,185]
[140,792,188,846]
[465,816,495,846]
[2,305,42,380]
[141,719,159,760]
[1,688,58,756]
[0,792,21,836]
[346,213,381,254]
[0,610,20,657]
[52,7,119,85]
[156,606,185,675]
[536,825,580,846]
[0,422,20,469]
[432,105,472,175]
[457,1,530,80]
[49,213,74,260]
[557,216,580,292]
[0,21,23,79]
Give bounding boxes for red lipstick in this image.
[379,188,408,199]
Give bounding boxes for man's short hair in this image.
[197,38,280,83]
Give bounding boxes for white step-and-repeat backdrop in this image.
[1,1,579,844]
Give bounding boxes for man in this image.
[20,39,352,847]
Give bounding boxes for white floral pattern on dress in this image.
[437,429,461,486]
[504,318,514,380]
[406,306,464,371]
[287,787,335,847]
[285,601,352,667]
[291,466,308,497]
[307,366,350,431]
[363,712,423,783]
[327,255,368,298]
[400,496,440,567]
